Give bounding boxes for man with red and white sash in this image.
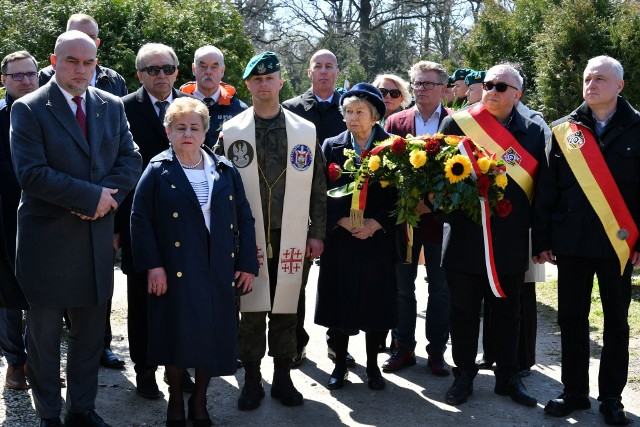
[218,51,327,411]
[438,64,546,407]
[533,56,640,426]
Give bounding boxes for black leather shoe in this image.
[366,367,385,391]
[100,348,125,369]
[544,392,591,417]
[475,358,494,370]
[518,368,531,377]
[291,347,306,368]
[327,347,355,367]
[327,368,348,390]
[599,399,631,426]
[40,419,62,427]
[136,369,160,399]
[64,410,110,427]
[445,367,473,405]
[495,376,537,407]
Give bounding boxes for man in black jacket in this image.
[533,55,639,426]
[282,49,349,367]
[0,50,39,390]
[439,64,545,408]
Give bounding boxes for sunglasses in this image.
[139,65,177,76]
[379,88,402,99]
[4,72,37,81]
[482,81,520,92]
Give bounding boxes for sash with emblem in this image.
[221,108,316,313]
[452,104,539,202]
[553,121,638,274]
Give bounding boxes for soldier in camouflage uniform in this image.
[218,52,326,411]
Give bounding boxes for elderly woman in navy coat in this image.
[315,83,397,391]
[131,98,258,427]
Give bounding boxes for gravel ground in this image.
[1,264,639,426]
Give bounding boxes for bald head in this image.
[308,49,338,99]
[66,14,100,47]
[51,31,98,96]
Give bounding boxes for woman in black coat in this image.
[315,83,397,391]
[131,98,258,427]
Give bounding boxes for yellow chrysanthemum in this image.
[409,149,427,168]
[495,173,508,189]
[368,155,382,172]
[380,181,390,188]
[444,154,472,183]
[477,157,491,174]
[445,135,462,146]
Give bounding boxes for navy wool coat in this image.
[131,147,258,375]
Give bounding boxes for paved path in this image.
[1,264,638,426]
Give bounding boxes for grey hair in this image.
[341,96,381,122]
[408,61,448,85]
[586,55,624,80]
[136,43,179,70]
[194,45,224,67]
[485,64,523,90]
[164,98,210,132]
[372,73,412,108]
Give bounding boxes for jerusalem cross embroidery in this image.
[256,246,265,268]
[281,248,303,274]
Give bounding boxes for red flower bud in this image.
[425,139,441,154]
[327,162,342,181]
[391,137,407,154]
[361,149,371,159]
[496,198,512,218]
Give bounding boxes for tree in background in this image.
[0,0,255,103]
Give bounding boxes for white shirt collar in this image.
[413,104,442,120]
[148,91,174,106]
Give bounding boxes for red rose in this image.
[391,137,407,154]
[327,163,342,181]
[496,199,512,218]
[425,139,441,154]
[361,149,371,159]
[477,175,490,197]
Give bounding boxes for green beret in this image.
[452,68,474,82]
[447,76,455,88]
[243,51,281,80]
[465,70,486,87]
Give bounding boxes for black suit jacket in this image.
[117,87,194,274]
[438,108,546,276]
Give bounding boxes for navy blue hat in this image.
[340,82,386,119]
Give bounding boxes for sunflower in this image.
[444,154,472,183]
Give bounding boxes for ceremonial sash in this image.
[452,104,539,202]
[553,122,638,275]
[222,108,316,313]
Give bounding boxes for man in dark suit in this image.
[0,50,39,391]
[282,49,348,367]
[119,42,194,399]
[39,13,128,370]
[10,31,141,427]
[382,60,452,377]
[438,64,545,407]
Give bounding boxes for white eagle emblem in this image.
[228,140,253,168]
[256,63,266,75]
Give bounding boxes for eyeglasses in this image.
[411,81,443,90]
[139,65,177,76]
[378,88,402,99]
[3,72,37,81]
[482,81,520,92]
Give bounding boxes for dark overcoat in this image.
[438,108,547,276]
[131,147,258,375]
[314,125,398,331]
[10,81,142,307]
[282,88,347,144]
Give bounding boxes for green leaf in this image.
[327,181,355,198]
